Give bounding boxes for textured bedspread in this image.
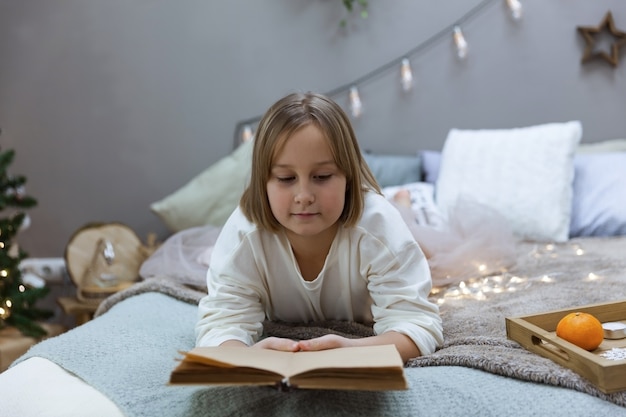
[107,235,626,401]
[16,292,625,417]
[15,236,626,416]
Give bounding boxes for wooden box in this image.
[506,299,626,394]
[0,323,65,372]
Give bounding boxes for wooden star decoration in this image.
[577,11,626,67]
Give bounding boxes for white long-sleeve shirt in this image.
[195,191,443,355]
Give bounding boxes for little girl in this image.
[195,92,443,362]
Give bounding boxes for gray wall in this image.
[0,0,624,257]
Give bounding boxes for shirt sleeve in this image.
[367,240,443,355]
[195,211,267,347]
[359,195,444,355]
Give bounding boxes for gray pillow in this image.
[362,152,422,188]
[569,153,626,237]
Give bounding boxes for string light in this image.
[453,26,469,59]
[434,241,605,305]
[232,0,517,145]
[349,86,363,118]
[506,0,523,21]
[241,125,254,143]
[400,58,414,92]
[0,299,11,320]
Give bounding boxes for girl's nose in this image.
[295,183,314,206]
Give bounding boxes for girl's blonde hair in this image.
[240,92,381,232]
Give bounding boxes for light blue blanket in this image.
[17,292,626,417]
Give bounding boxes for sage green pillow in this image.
[150,140,253,231]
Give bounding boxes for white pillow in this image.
[435,121,582,242]
[150,140,253,232]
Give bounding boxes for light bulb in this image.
[453,26,469,59]
[349,86,362,118]
[400,58,414,92]
[0,299,11,320]
[241,125,254,143]
[506,0,523,20]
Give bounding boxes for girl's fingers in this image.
[254,337,300,351]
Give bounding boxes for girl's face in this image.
[267,124,347,244]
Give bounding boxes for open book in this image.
[169,344,407,391]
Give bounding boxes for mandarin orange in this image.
[555,312,604,351]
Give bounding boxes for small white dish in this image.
[602,322,626,340]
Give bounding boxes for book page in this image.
[184,344,402,378]
[287,345,403,377]
[184,346,294,377]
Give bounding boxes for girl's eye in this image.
[276,176,295,183]
[314,174,332,182]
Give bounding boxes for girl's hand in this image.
[298,332,421,362]
[253,336,300,352]
[297,334,355,352]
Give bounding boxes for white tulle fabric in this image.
[139,225,222,289]
[391,196,518,287]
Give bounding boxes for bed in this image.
[2,121,626,417]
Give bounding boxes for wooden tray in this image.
[506,299,626,394]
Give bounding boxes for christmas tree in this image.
[0,141,52,338]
